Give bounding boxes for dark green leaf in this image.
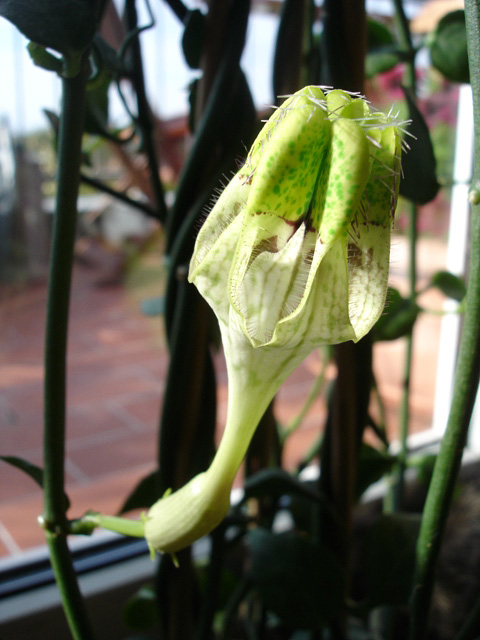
[0,0,97,55]
[429,270,466,302]
[365,20,401,78]
[84,69,111,135]
[429,10,469,84]
[182,9,205,69]
[400,89,440,205]
[123,584,158,632]
[366,50,402,78]
[356,444,397,499]
[243,468,326,507]
[364,513,421,606]
[242,469,338,533]
[118,469,161,514]
[0,455,70,510]
[43,109,60,136]
[372,287,420,341]
[247,528,344,629]
[367,19,395,48]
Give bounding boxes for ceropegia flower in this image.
[144,86,407,556]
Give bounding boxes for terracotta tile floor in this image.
[0,235,447,556]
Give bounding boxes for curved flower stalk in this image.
[144,86,406,556]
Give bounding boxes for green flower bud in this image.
[144,86,407,557]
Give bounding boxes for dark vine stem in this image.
[386,0,418,513]
[320,2,367,637]
[154,3,251,635]
[164,0,250,251]
[162,0,188,23]
[393,0,416,92]
[80,172,157,218]
[125,0,167,223]
[409,1,480,636]
[42,53,95,640]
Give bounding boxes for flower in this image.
[144,86,406,557]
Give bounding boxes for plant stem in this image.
[322,0,366,91]
[195,526,225,640]
[163,0,188,22]
[387,0,417,514]
[80,173,157,218]
[393,0,416,92]
[281,349,328,444]
[165,0,251,250]
[272,0,310,97]
[328,342,359,553]
[42,56,94,639]
[45,533,95,639]
[320,3,366,636]
[409,2,480,636]
[125,0,167,222]
[388,205,417,512]
[69,513,145,537]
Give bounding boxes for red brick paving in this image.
[0,236,447,556]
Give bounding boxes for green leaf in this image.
[243,468,327,506]
[367,19,395,48]
[182,9,205,69]
[123,584,159,632]
[43,109,60,136]
[399,89,440,205]
[429,270,466,302]
[365,19,401,77]
[0,455,70,510]
[247,528,344,629]
[364,513,421,606]
[356,444,397,499]
[242,469,338,534]
[27,42,62,73]
[84,69,111,135]
[372,287,420,341]
[429,10,469,84]
[0,0,97,55]
[366,50,402,78]
[118,469,161,514]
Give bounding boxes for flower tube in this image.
[144,86,406,557]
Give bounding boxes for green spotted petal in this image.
[243,86,332,224]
